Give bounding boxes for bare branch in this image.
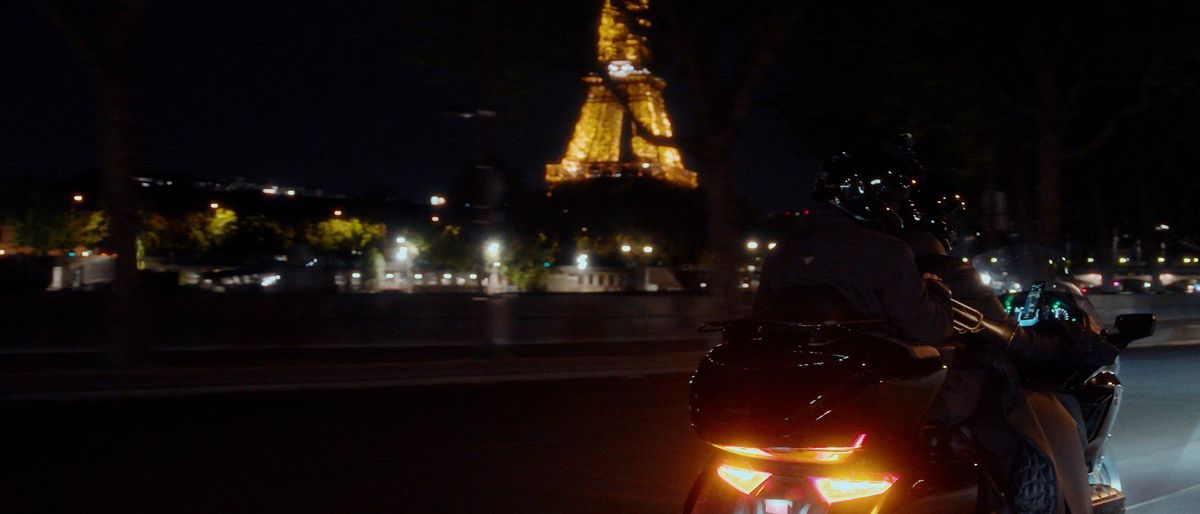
[1067,58,1160,159]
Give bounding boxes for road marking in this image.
[1126,482,1200,511]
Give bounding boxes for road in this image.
[2,346,1198,514]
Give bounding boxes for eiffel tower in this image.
[545,0,697,189]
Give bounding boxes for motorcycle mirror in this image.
[1111,313,1157,349]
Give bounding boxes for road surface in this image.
[2,345,1198,513]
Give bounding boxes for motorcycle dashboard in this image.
[1000,290,1082,326]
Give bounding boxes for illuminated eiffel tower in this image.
[545,0,697,189]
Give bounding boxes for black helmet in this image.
[813,150,918,231]
[908,180,965,251]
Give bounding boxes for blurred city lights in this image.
[396,247,410,261]
[210,202,220,209]
[333,209,343,216]
[485,241,502,260]
[431,216,440,223]
[576,254,589,270]
[746,241,759,250]
[430,195,447,206]
[71,194,84,204]
[396,236,407,244]
[620,244,632,253]
[767,242,777,250]
[642,245,653,254]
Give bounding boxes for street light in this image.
[333,209,343,217]
[621,244,632,253]
[746,240,759,251]
[642,245,653,254]
[72,194,85,204]
[485,240,502,261]
[576,254,589,271]
[209,202,220,210]
[485,240,503,294]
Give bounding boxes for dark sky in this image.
[0,1,814,209]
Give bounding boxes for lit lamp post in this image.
[484,240,502,295]
[394,236,417,293]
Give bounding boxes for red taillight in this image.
[716,464,772,495]
[810,475,897,504]
[715,433,868,464]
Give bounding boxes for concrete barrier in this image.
[2,291,1195,352]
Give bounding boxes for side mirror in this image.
[1112,313,1157,348]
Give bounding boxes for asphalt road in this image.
[2,345,1199,514]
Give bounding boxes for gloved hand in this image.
[1060,330,1120,368]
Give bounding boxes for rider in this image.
[756,136,1117,514]
[752,149,955,343]
[896,143,1118,514]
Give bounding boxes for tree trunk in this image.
[43,1,148,365]
[1033,120,1065,247]
[700,144,744,316]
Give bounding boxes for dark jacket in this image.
[753,206,955,343]
[900,232,1091,514]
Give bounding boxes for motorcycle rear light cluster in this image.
[715,432,868,464]
[809,475,897,504]
[716,463,897,505]
[716,464,772,495]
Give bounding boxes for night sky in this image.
[1,1,814,209]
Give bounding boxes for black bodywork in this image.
[684,304,1150,514]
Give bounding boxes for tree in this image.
[186,208,237,256]
[503,233,558,291]
[304,217,386,257]
[649,0,806,309]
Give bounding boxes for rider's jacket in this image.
[752,205,954,343]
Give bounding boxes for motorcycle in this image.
[684,246,1155,514]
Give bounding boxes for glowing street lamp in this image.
[621,244,632,253]
[333,209,344,217]
[484,240,502,261]
[642,245,654,254]
[430,195,447,206]
[72,194,85,204]
[209,202,220,210]
[485,240,504,294]
[576,254,589,271]
[746,240,759,251]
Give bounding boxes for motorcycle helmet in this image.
[909,182,965,252]
[812,150,917,231]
